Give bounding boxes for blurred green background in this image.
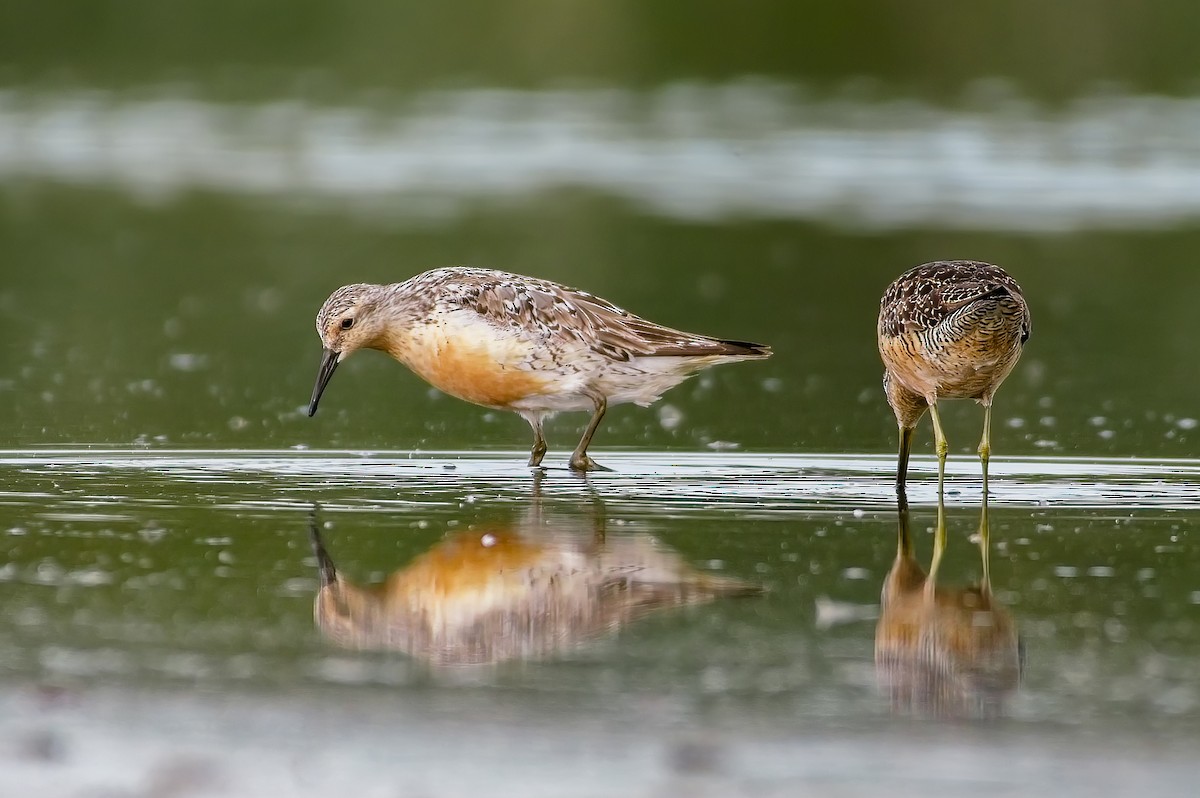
[2,1,1199,459]
[5,1,1200,99]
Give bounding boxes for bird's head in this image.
[308,283,388,417]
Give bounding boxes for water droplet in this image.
[657,404,684,431]
[168,353,209,372]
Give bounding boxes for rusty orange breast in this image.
[381,319,552,409]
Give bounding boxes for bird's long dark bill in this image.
[308,348,340,417]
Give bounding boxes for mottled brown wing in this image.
[463,276,770,361]
[879,261,1030,340]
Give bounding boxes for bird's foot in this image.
[568,453,612,473]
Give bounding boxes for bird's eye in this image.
[340,318,354,330]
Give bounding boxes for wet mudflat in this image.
[1,451,1197,796]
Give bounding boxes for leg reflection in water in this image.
[875,487,1022,719]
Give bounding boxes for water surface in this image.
[2,451,1197,795]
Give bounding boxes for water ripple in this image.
[0,449,1197,515]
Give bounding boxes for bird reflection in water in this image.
[307,494,760,666]
[875,491,1022,718]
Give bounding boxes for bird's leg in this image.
[978,402,993,496]
[978,403,993,587]
[921,399,949,598]
[928,400,949,498]
[527,415,548,468]
[569,396,611,472]
[896,425,915,496]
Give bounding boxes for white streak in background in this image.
[3,82,1200,230]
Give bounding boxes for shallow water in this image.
[2,451,1198,795]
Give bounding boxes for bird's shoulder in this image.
[422,268,706,361]
[879,261,1027,337]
